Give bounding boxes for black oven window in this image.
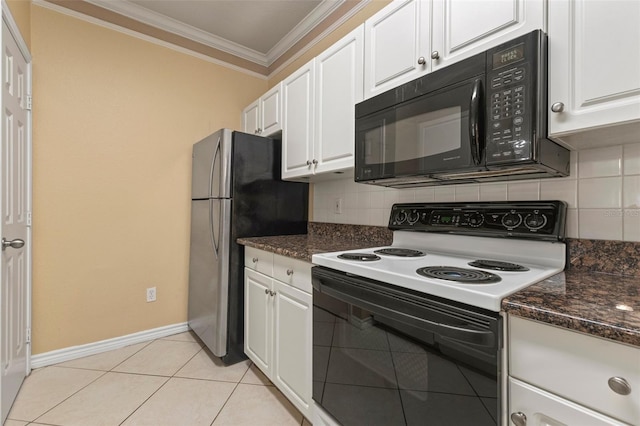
[313,303,497,426]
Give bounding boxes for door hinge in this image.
[26,211,32,226]
[26,95,32,111]
[26,328,31,344]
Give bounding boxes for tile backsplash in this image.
[312,142,640,242]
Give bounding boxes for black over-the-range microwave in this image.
[354,30,570,188]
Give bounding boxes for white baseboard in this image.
[31,322,189,369]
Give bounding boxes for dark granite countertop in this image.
[502,270,640,347]
[238,234,380,262]
[237,224,640,349]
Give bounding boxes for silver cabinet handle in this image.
[417,56,426,65]
[2,238,24,251]
[510,411,527,426]
[252,257,258,263]
[431,51,440,60]
[312,159,318,165]
[257,128,262,134]
[269,290,276,297]
[608,377,632,395]
[306,160,312,166]
[286,269,294,276]
[264,288,269,295]
[551,102,565,113]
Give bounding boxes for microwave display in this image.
[492,43,525,69]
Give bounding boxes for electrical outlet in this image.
[333,198,343,214]
[146,287,156,302]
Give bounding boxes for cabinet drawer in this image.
[509,316,640,425]
[245,247,273,276]
[273,254,312,294]
[509,377,626,426]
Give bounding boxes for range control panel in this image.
[389,201,567,241]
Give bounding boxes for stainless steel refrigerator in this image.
[188,129,308,364]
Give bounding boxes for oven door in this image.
[312,266,500,426]
[355,78,485,182]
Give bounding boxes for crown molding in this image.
[265,0,345,64]
[84,0,346,68]
[268,0,370,79]
[34,0,269,79]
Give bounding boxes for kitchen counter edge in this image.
[238,234,640,348]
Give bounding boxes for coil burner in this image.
[416,266,501,284]
[337,253,381,262]
[374,248,427,257]
[468,259,529,272]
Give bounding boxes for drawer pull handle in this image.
[264,289,269,295]
[608,376,632,395]
[269,290,276,297]
[252,257,258,263]
[510,412,527,426]
[286,269,294,276]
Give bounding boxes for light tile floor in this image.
[5,332,312,426]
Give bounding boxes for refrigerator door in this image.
[191,129,233,199]
[187,198,231,357]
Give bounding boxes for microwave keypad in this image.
[488,66,530,162]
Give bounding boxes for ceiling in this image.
[75,0,351,69]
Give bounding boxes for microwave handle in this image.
[469,79,483,165]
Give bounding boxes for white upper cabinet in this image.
[364,0,430,99]
[282,26,364,181]
[242,99,260,135]
[431,0,545,71]
[242,82,282,137]
[548,0,640,149]
[314,25,364,175]
[282,59,315,180]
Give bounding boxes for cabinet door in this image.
[364,0,430,99]
[244,269,273,375]
[314,25,364,175]
[509,378,628,426]
[273,281,312,419]
[548,0,640,144]
[282,60,315,180]
[242,99,260,135]
[261,83,282,136]
[431,0,545,71]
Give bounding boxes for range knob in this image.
[524,211,548,230]
[394,209,408,224]
[501,211,522,229]
[467,212,484,228]
[407,210,420,224]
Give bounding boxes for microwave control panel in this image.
[485,33,542,166]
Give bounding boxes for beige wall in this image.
[31,5,267,353]
[5,0,31,48]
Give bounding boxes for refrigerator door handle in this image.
[209,136,221,197]
[209,199,219,259]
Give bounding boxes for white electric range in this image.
[311,201,567,426]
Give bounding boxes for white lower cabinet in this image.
[244,247,312,421]
[508,315,640,425]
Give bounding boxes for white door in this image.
[244,269,272,376]
[0,14,31,424]
[272,280,312,419]
[547,0,640,142]
[260,83,282,136]
[314,25,364,175]
[242,99,259,135]
[363,0,431,99]
[431,0,545,71]
[282,60,315,180]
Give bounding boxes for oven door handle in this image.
[469,78,483,166]
[319,283,495,348]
